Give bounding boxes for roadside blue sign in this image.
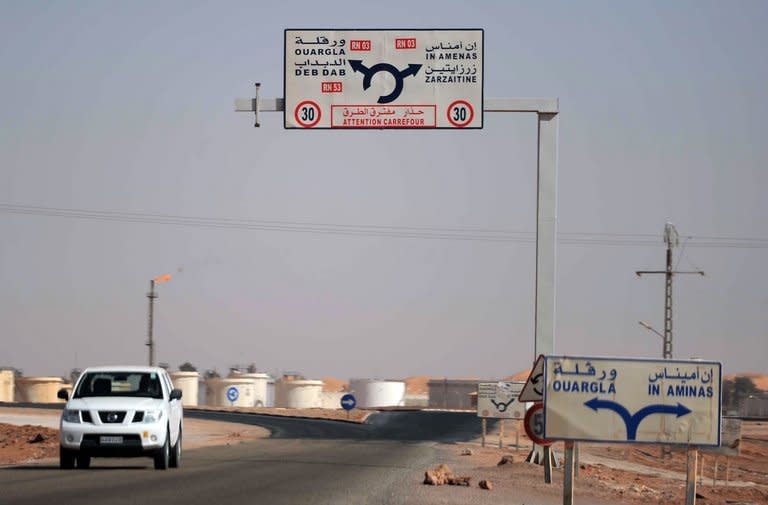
[226,386,239,403]
[340,393,357,411]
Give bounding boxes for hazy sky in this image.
[1,1,766,380]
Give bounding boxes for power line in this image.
[1,202,767,248]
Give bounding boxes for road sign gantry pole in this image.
[236,88,559,480]
[236,89,559,362]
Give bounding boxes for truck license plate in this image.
[100,436,123,444]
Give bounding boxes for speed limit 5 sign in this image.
[524,402,553,447]
[284,29,484,129]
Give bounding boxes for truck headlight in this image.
[143,409,163,423]
[62,410,80,423]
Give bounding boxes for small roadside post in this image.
[687,448,698,505]
[340,393,356,420]
[524,402,553,483]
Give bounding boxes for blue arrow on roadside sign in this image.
[340,393,357,411]
[226,386,239,403]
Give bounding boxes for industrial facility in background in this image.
[3,367,765,416]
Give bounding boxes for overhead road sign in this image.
[477,381,525,419]
[543,356,721,446]
[518,354,545,402]
[284,29,483,129]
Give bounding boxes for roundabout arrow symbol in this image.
[348,60,422,104]
[584,397,692,440]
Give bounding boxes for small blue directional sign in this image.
[542,356,721,446]
[226,386,239,403]
[340,393,357,411]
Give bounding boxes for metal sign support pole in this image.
[563,440,575,505]
[686,448,698,505]
[236,97,559,364]
[235,93,560,475]
[482,417,487,448]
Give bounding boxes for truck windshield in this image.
[74,372,163,399]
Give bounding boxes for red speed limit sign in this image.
[446,100,474,128]
[294,100,321,128]
[524,402,553,446]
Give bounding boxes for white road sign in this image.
[543,356,721,446]
[284,29,483,129]
[477,381,525,419]
[518,354,545,402]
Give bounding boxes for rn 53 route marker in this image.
[542,356,721,446]
[284,29,483,129]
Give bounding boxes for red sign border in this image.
[524,402,553,446]
[294,100,322,128]
[446,99,475,128]
[330,104,437,129]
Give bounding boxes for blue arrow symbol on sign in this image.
[348,60,422,104]
[584,398,692,440]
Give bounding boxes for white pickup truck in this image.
[58,366,183,470]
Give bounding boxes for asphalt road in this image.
[0,410,497,505]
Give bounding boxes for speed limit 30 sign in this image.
[285,29,484,129]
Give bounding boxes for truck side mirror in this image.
[57,388,69,401]
[169,389,183,401]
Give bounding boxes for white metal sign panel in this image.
[543,356,721,446]
[518,354,545,402]
[477,381,525,419]
[284,29,483,129]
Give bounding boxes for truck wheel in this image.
[76,454,91,469]
[154,430,170,470]
[60,447,75,469]
[169,426,182,468]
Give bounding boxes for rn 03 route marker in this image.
[543,356,722,446]
[284,29,483,129]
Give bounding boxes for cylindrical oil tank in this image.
[15,376,65,403]
[0,370,15,402]
[349,379,406,408]
[204,378,256,407]
[237,373,271,407]
[266,379,275,407]
[274,379,323,408]
[169,371,199,407]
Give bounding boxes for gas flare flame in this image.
[154,273,172,284]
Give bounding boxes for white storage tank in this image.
[275,378,323,408]
[169,371,199,407]
[15,376,65,403]
[266,379,275,408]
[349,379,406,408]
[204,377,256,407]
[0,369,14,403]
[236,372,271,407]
